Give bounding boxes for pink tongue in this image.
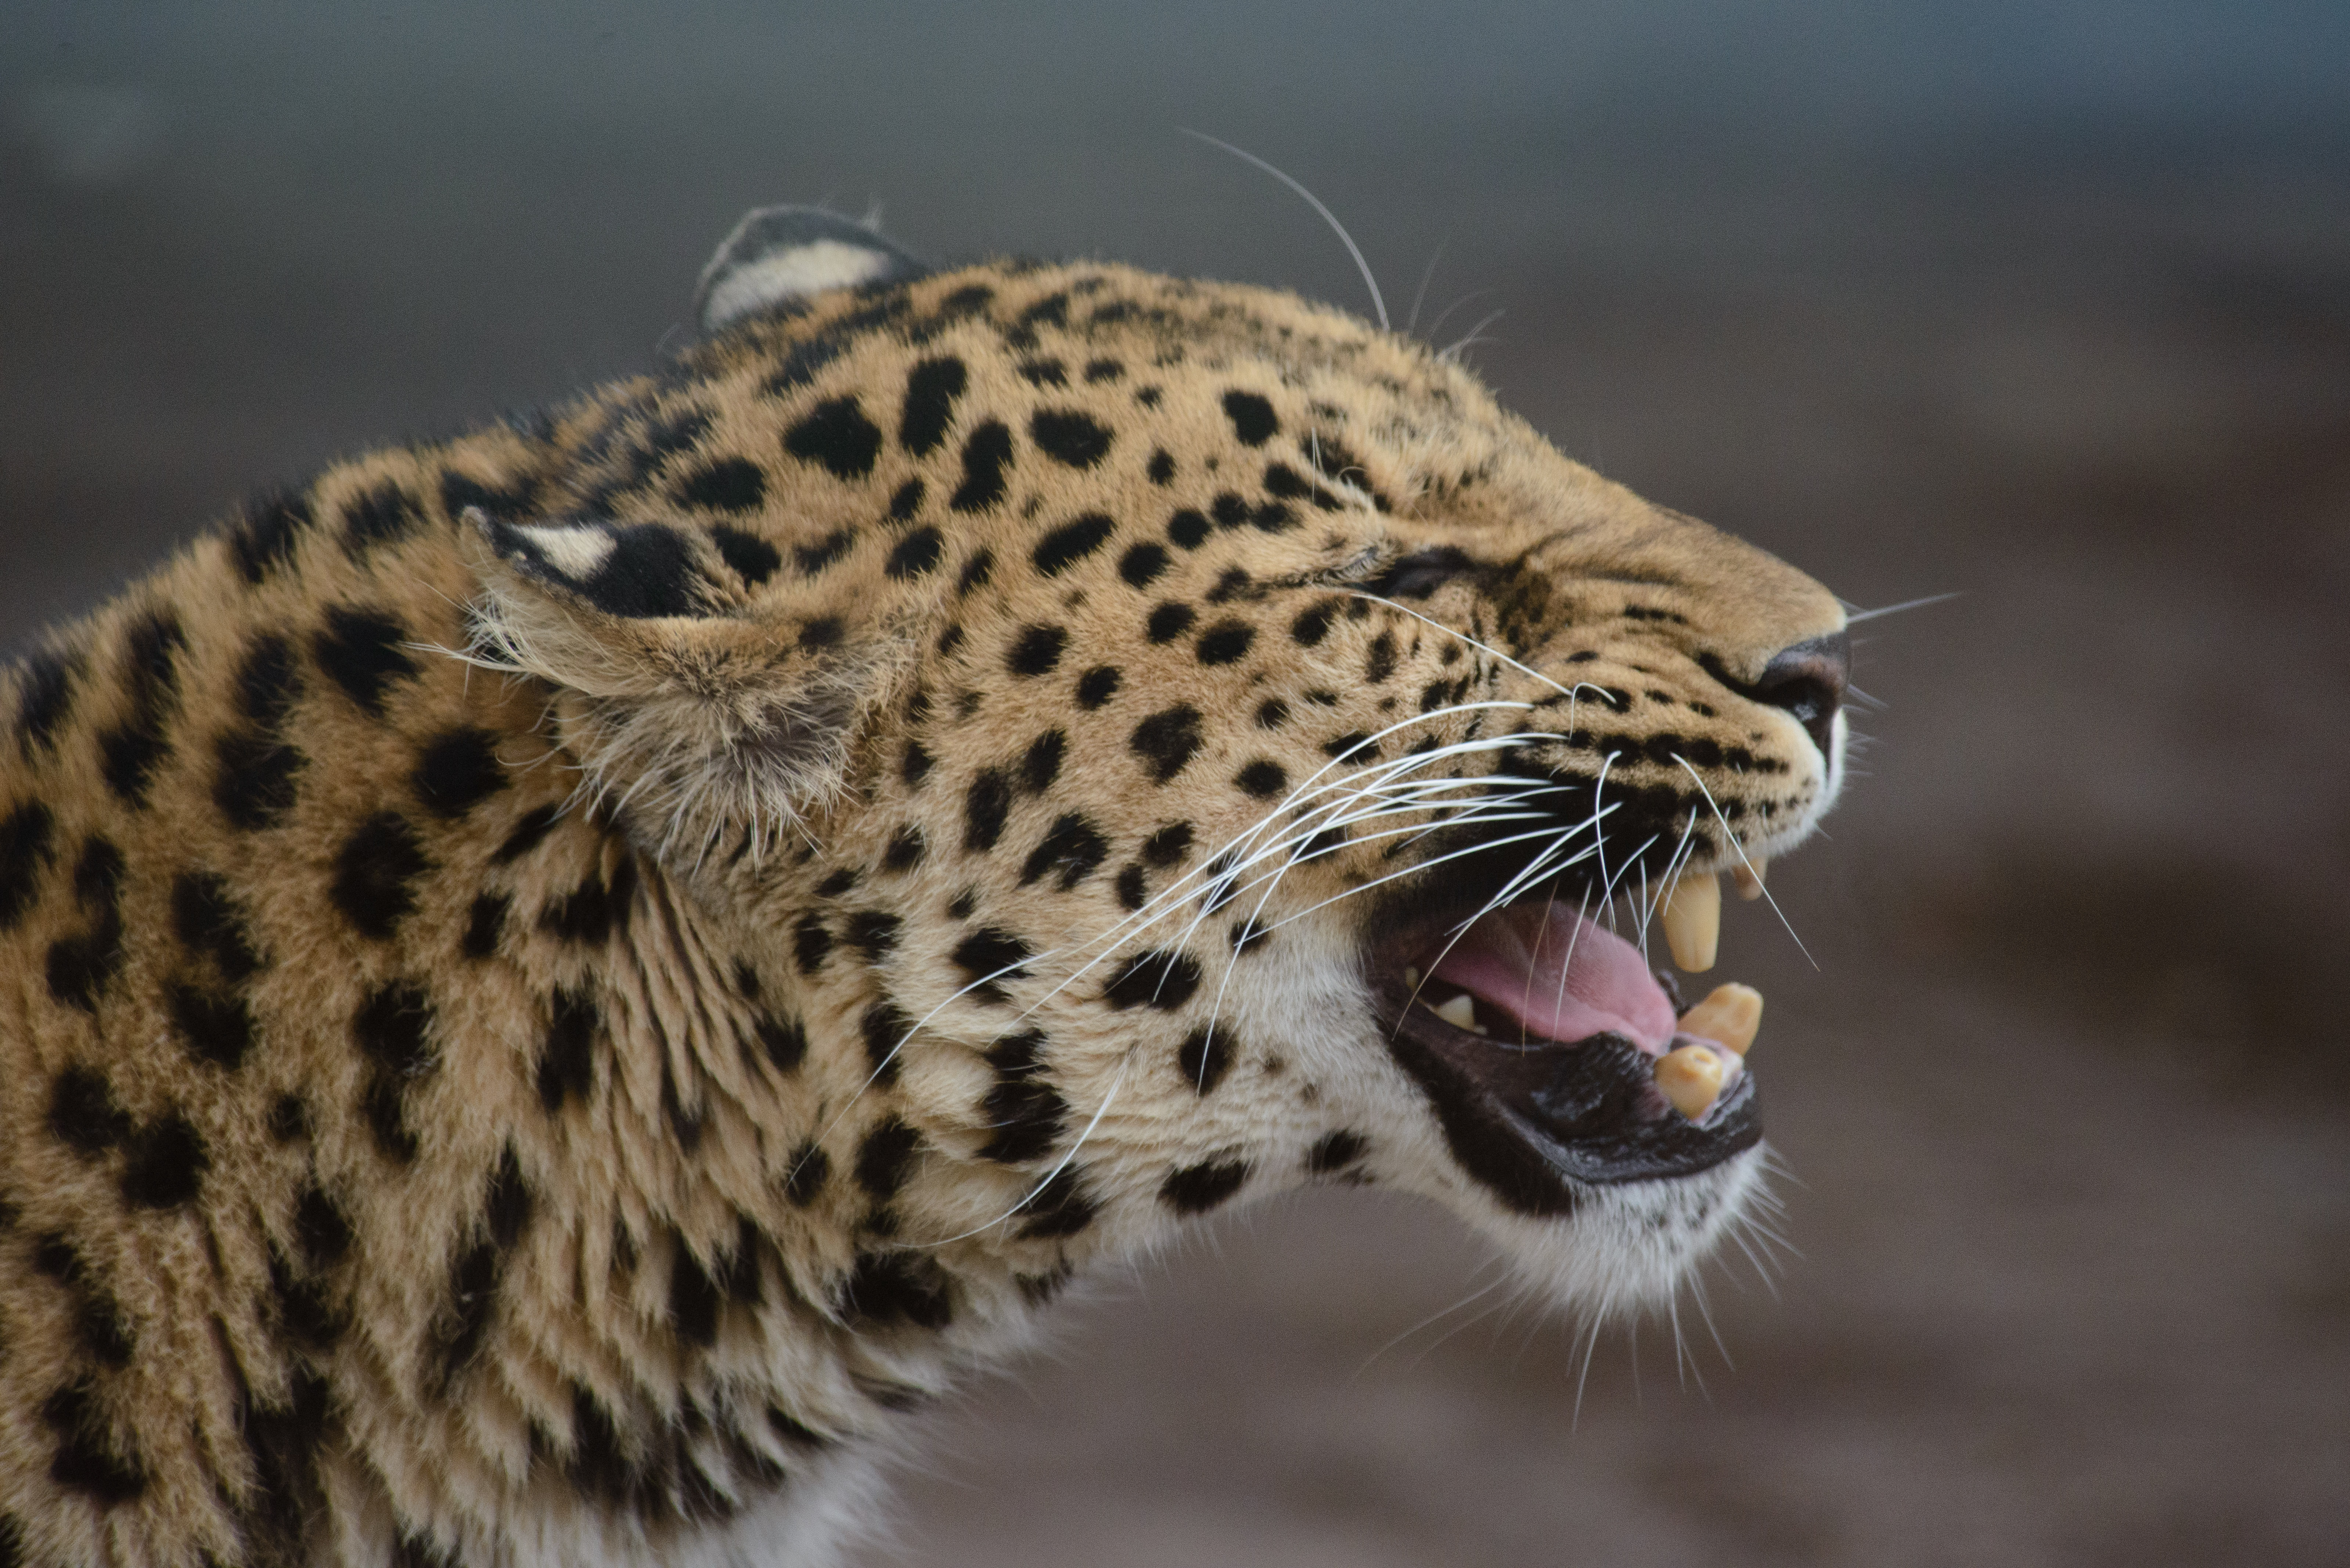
[1429,906,1678,1049]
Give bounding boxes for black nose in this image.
[1750,632,1849,758]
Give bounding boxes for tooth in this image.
[1432,994,1478,1031]
[1655,1043,1728,1120]
[1660,872,1721,972]
[1678,983,1762,1056]
[1731,858,1769,902]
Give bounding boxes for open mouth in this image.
[1372,870,1767,1216]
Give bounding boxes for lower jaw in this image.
[1377,983,1762,1216]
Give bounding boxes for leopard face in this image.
[0,207,1847,1565]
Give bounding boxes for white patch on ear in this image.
[511,521,618,583]
[691,204,931,337]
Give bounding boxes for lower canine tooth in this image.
[1655,1043,1728,1120]
[1432,994,1478,1031]
[1660,872,1721,972]
[1731,858,1769,901]
[1679,983,1763,1056]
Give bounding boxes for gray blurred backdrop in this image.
[6,3,2348,1564]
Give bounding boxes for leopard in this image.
[0,204,1850,1567]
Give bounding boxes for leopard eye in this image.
[1365,547,1476,600]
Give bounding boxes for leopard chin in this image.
[0,201,1849,1566]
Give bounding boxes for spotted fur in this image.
[0,207,1847,1565]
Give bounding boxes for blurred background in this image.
[5,3,2347,1562]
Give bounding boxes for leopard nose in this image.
[1750,632,1849,758]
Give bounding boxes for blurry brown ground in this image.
[4,7,2348,1559]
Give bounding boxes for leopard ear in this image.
[691,205,931,337]
[464,511,907,861]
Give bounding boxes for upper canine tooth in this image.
[1679,982,1762,1055]
[1655,1043,1728,1120]
[1432,993,1479,1031]
[1731,858,1769,902]
[1660,872,1721,972]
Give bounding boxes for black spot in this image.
[793,526,858,574]
[798,615,846,650]
[167,983,254,1068]
[844,910,902,960]
[938,625,966,656]
[46,837,126,1012]
[1147,602,1196,644]
[268,1095,309,1143]
[814,866,859,899]
[854,1118,921,1201]
[313,606,418,717]
[330,813,429,940]
[886,526,945,579]
[898,358,968,457]
[793,914,834,974]
[43,1380,148,1504]
[228,487,314,583]
[1211,493,1250,531]
[757,1013,808,1073]
[1206,566,1255,603]
[537,989,598,1112]
[669,1234,723,1349]
[889,478,927,520]
[354,981,433,1160]
[783,396,884,480]
[441,467,535,522]
[762,335,846,395]
[50,1066,130,1155]
[979,1033,1066,1165]
[1162,1158,1251,1215]
[1115,864,1148,909]
[962,768,1014,853]
[1019,813,1108,891]
[1307,1129,1369,1175]
[956,549,996,595]
[1029,409,1113,469]
[1291,599,1339,647]
[1365,631,1398,684]
[860,1002,911,1085]
[1167,509,1210,549]
[1130,704,1203,782]
[1020,729,1066,793]
[1017,357,1068,387]
[1075,665,1122,709]
[1255,698,1291,730]
[0,800,55,932]
[1119,542,1170,589]
[948,420,1015,512]
[1147,448,1176,483]
[882,825,927,872]
[1195,618,1256,666]
[169,873,262,987]
[341,481,419,555]
[784,1141,829,1207]
[708,524,782,588]
[1104,949,1202,1011]
[97,610,187,807]
[120,1114,208,1209]
[461,893,510,959]
[1033,512,1116,576]
[213,727,306,830]
[1007,623,1069,677]
[1016,1165,1098,1239]
[1134,827,1191,873]
[1178,1024,1241,1093]
[494,803,561,863]
[296,1183,353,1266]
[676,457,767,515]
[951,929,1033,1007]
[411,728,507,819]
[1221,390,1278,446]
[540,857,636,945]
[270,1246,342,1349]
[840,1252,952,1330]
[1235,760,1288,799]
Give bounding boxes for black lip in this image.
[1376,973,1761,1218]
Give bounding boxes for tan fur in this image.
[0,256,1843,1566]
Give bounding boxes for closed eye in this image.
[1365,546,1477,599]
